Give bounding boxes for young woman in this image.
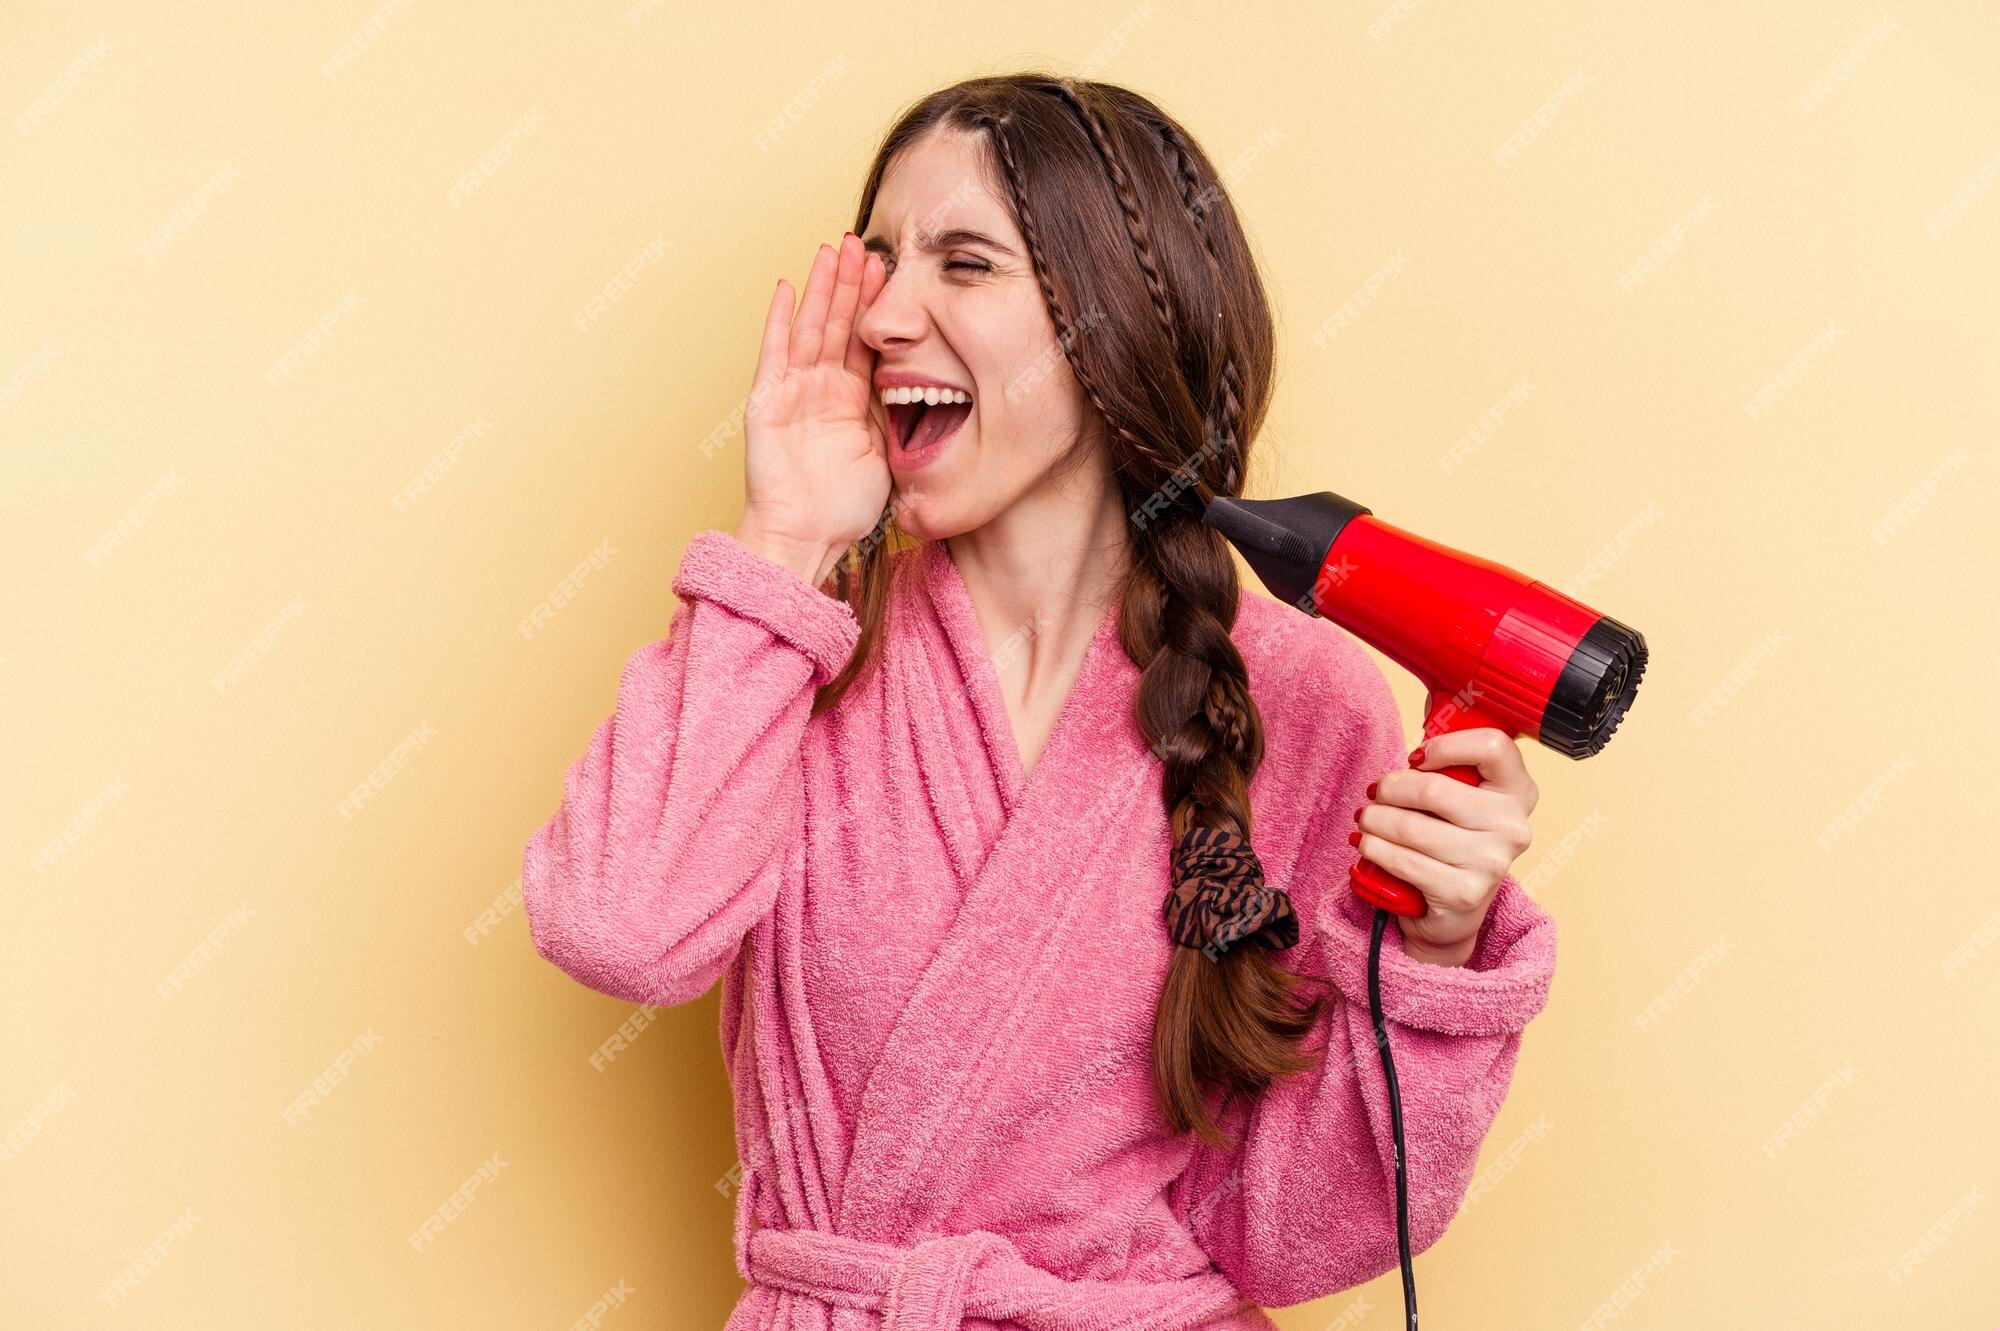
[523,73,1555,1331]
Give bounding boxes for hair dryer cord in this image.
[1370,906,1419,1330]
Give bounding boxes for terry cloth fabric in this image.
[522,528,1559,1329]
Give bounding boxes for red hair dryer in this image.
[1204,491,1648,917]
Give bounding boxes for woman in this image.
[522,73,1555,1330]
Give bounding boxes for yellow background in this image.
[5,1,1995,1327]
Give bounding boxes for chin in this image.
[888,493,971,545]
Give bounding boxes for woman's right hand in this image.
[735,232,890,586]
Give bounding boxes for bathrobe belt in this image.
[746,1224,1251,1330]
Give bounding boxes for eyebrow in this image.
[862,227,1018,260]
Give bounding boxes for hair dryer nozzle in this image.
[1542,614,1649,758]
[1202,492,1372,613]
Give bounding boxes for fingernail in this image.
[1409,747,1426,766]
[1352,805,1364,822]
[1347,830,1361,847]
[1365,780,1378,800]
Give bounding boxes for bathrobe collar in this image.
[916,535,1132,814]
[835,537,1161,1237]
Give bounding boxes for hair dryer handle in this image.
[1349,694,1517,918]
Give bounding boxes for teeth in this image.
[878,386,971,406]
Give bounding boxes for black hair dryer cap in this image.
[1201,492,1373,613]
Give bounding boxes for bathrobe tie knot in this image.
[745,1223,1250,1330]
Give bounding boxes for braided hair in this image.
[821,74,1319,1148]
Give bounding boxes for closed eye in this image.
[874,251,993,278]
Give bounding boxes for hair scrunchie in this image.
[1162,825,1299,957]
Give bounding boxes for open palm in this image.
[741,235,891,557]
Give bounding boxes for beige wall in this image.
[5,2,1995,1327]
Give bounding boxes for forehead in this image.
[863,129,1018,244]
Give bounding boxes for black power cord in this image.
[1369,906,1419,1330]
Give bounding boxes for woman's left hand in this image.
[1351,727,1538,967]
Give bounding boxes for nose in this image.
[856,257,929,355]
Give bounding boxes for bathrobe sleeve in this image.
[1173,646,1559,1308]
[521,528,861,1006]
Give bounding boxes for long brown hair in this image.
[810,73,1321,1149]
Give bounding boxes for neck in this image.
[945,474,1131,694]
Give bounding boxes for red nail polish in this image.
[1365,781,1378,800]
[1352,805,1364,822]
[1409,747,1426,766]
[1348,830,1361,847]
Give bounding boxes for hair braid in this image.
[968,104,1182,487]
[1151,117,1246,492]
[1047,80,1182,344]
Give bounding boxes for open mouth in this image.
[883,391,974,454]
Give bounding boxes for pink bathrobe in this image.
[521,528,1557,1331]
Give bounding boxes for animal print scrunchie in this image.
[1162,825,1300,957]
